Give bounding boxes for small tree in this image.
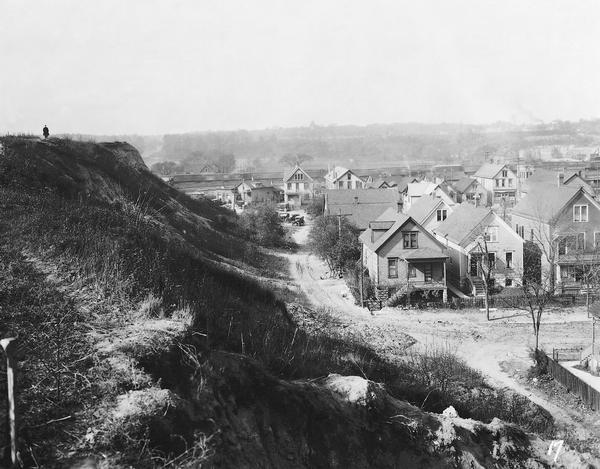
[308,215,360,276]
[504,242,552,351]
[474,235,494,321]
[239,204,285,247]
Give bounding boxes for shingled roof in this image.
[511,184,584,223]
[406,195,445,224]
[433,204,493,247]
[324,189,400,230]
[453,177,477,194]
[474,163,505,179]
[359,208,447,257]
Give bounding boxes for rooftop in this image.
[474,163,506,179]
[406,195,445,224]
[512,184,583,223]
[433,204,493,246]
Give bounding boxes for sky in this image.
[2,0,600,135]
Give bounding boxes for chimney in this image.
[354,196,359,205]
[557,173,564,186]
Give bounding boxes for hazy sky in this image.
[2,0,600,134]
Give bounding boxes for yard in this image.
[284,212,600,448]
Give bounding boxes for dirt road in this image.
[284,217,600,442]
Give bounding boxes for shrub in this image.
[528,347,549,377]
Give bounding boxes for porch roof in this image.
[558,253,600,265]
[403,248,449,260]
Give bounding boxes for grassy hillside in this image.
[0,136,588,467]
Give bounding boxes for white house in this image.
[324,166,365,190]
[283,165,314,206]
[473,163,518,206]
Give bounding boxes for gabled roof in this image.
[474,163,506,179]
[433,204,493,247]
[406,195,446,224]
[453,177,477,193]
[359,208,447,257]
[512,185,595,224]
[390,176,418,193]
[283,165,314,182]
[325,166,358,182]
[364,178,392,189]
[407,181,438,197]
[325,189,400,230]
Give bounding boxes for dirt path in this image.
[283,216,600,442]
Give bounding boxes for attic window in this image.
[402,232,418,249]
[573,204,588,222]
[484,227,498,242]
[436,209,447,221]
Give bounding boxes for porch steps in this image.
[469,276,486,297]
[446,282,469,299]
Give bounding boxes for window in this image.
[402,232,418,249]
[436,209,447,221]
[530,229,534,241]
[518,226,525,238]
[347,173,352,180]
[508,178,513,187]
[595,232,600,248]
[573,204,589,222]
[505,278,513,287]
[293,172,303,180]
[501,179,505,187]
[424,264,432,282]
[295,183,299,191]
[408,265,416,278]
[506,252,513,269]
[338,181,343,189]
[495,179,500,187]
[577,232,585,250]
[502,170,508,177]
[487,253,496,269]
[287,183,292,190]
[388,258,398,278]
[484,227,498,242]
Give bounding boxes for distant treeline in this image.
[66,120,600,176]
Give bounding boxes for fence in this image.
[546,353,600,411]
[448,292,600,310]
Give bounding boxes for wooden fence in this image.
[448,292,600,310]
[546,354,600,411]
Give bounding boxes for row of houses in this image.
[357,177,600,305]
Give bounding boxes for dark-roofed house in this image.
[521,169,593,197]
[453,177,487,204]
[360,208,448,303]
[512,185,600,292]
[433,204,523,295]
[474,163,517,206]
[251,186,283,204]
[324,189,400,231]
[283,164,314,207]
[406,195,454,232]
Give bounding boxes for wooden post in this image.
[1,338,17,468]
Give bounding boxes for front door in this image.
[470,254,481,277]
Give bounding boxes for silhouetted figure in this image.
[42,125,49,139]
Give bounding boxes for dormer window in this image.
[573,204,588,222]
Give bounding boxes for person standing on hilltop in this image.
[42,125,49,139]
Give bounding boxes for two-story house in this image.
[360,208,448,303]
[283,165,314,207]
[511,184,600,292]
[433,204,523,295]
[406,195,454,232]
[452,177,488,205]
[324,166,365,190]
[473,163,517,206]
